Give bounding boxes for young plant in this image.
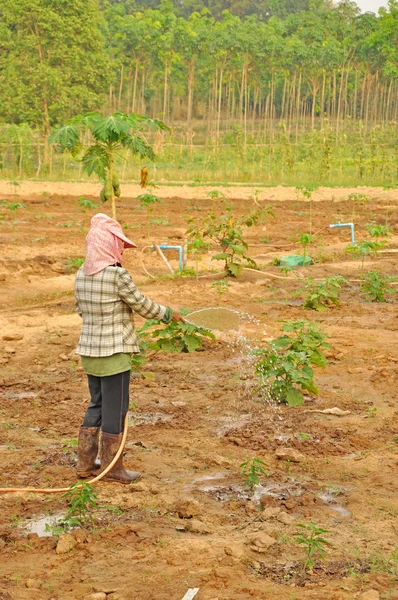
[253,320,329,407]
[346,193,370,221]
[211,280,230,305]
[365,222,393,239]
[7,202,25,254]
[78,197,97,210]
[240,457,268,490]
[45,482,98,535]
[136,191,163,246]
[346,240,385,269]
[293,522,330,571]
[139,319,215,353]
[295,186,318,235]
[49,112,169,219]
[64,257,85,271]
[300,276,347,311]
[360,271,396,302]
[187,200,273,277]
[296,233,314,265]
[187,234,209,279]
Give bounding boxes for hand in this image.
[171,310,185,323]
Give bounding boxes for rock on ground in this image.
[275,448,305,463]
[358,591,380,600]
[55,534,75,555]
[174,497,202,518]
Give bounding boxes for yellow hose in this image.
[0,415,129,494]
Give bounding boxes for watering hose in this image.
[0,415,129,494]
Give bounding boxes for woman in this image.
[75,213,184,484]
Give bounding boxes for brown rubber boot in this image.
[76,426,100,478]
[100,431,141,484]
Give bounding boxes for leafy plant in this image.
[365,222,393,239]
[136,191,163,245]
[294,522,330,571]
[295,186,318,235]
[360,271,396,302]
[45,482,98,535]
[253,320,329,406]
[187,200,273,277]
[346,240,385,269]
[346,192,370,221]
[78,197,97,210]
[188,235,209,279]
[139,319,215,353]
[64,257,85,271]
[240,457,268,490]
[211,280,230,305]
[296,233,314,265]
[300,276,347,311]
[49,111,169,219]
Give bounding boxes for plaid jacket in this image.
[75,266,167,356]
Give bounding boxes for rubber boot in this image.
[100,431,141,484]
[76,426,100,478]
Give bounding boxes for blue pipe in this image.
[151,244,184,270]
[329,222,355,245]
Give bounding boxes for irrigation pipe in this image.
[0,415,129,495]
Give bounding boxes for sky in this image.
[355,0,388,12]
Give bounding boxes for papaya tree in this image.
[49,111,169,219]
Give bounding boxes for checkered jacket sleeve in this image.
[75,266,167,357]
[117,269,166,320]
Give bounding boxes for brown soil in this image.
[0,184,398,600]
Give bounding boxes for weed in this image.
[300,276,347,311]
[253,320,329,406]
[360,271,396,302]
[150,216,170,226]
[293,522,330,571]
[240,457,269,490]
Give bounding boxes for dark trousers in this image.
[82,370,130,435]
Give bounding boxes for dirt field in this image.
[1,184,397,600]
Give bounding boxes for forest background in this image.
[0,0,397,186]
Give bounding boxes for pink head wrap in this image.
[82,213,137,276]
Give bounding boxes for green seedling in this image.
[187,234,209,279]
[346,240,385,269]
[300,276,347,311]
[253,320,329,407]
[139,319,215,353]
[64,257,85,271]
[78,197,97,210]
[240,457,268,490]
[45,482,98,535]
[365,222,393,239]
[360,271,396,302]
[137,191,163,247]
[211,280,230,305]
[346,192,370,221]
[294,522,330,571]
[295,186,318,235]
[297,233,314,265]
[187,200,273,277]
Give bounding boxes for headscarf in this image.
[82,213,137,276]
